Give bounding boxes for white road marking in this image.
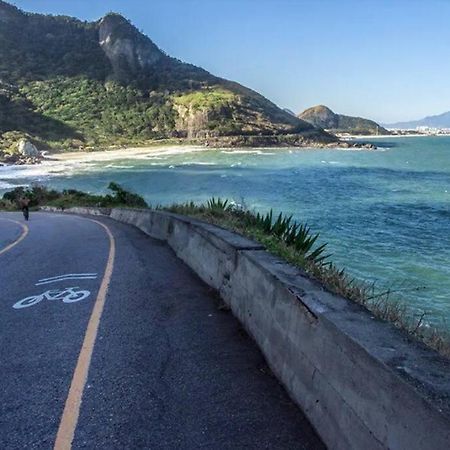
[13,287,91,309]
[36,273,98,286]
[37,273,97,282]
[36,276,97,286]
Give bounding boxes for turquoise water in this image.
[1,136,449,327]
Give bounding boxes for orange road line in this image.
[0,219,29,256]
[54,219,116,450]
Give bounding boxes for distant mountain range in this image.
[298,105,389,135]
[385,111,450,129]
[0,0,334,159]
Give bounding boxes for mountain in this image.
[386,111,450,129]
[298,105,389,135]
[0,1,334,159]
[283,108,297,117]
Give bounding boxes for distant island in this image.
[385,111,450,131]
[0,0,358,164]
[298,105,389,136]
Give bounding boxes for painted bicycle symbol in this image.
[13,287,91,309]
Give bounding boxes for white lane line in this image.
[38,273,97,282]
[36,277,98,286]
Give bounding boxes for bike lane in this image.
[70,216,325,449]
[1,211,324,449]
[0,212,111,449]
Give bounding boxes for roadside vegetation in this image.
[1,186,448,357]
[0,182,147,210]
[164,198,450,358]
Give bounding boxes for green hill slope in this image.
[0,1,334,158]
[298,105,389,135]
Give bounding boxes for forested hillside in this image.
[0,1,333,159]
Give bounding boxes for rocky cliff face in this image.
[98,14,164,83]
[299,105,388,135]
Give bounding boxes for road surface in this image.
[0,211,324,449]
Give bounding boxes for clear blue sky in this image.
[10,0,450,123]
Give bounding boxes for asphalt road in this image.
[0,211,324,449]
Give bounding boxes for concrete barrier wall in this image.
[43,206,450,449]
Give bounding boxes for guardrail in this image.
[41,206,450,449]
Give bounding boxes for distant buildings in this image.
[388,126,450,136]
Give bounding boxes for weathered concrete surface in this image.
[42,206,450,450]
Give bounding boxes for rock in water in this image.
[18,139,39,157]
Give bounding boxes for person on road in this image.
[19,197,30,221]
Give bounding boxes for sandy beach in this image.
[47,145,209,163]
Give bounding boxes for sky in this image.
[10,0,450,123]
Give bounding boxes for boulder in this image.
[18,139,39,157]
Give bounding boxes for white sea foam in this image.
[0,180,22,189]
[105,164,134,169]
[180,161,217,166]
[221,150,264,155]
[52,145,207,164]
[0,145,208,187]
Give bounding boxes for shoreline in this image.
[46,144,209,163]
[1,140,379,168]
[340,133,450,139]
[6,130,448,169]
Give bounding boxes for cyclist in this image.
[19,196,30,221]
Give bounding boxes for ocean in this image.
[1,136,449,328]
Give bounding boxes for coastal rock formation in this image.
[18,139,39,157]
[98,14,164,83]
[299,105,389,135]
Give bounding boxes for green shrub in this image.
[1,182,148,209]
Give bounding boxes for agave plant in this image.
[206,197,230,212]
[253,209,328,264]
[165,198,329,265]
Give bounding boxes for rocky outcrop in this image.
[200,134,373,149]
[173,103,216,139]
[18,139,39,157]
[98,14,164,82]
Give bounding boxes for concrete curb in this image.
[41,206,450,449]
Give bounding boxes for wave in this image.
[221,150,264,155]
[180,161,217,166]
[0,180,24,189]
[105,164,134,169]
